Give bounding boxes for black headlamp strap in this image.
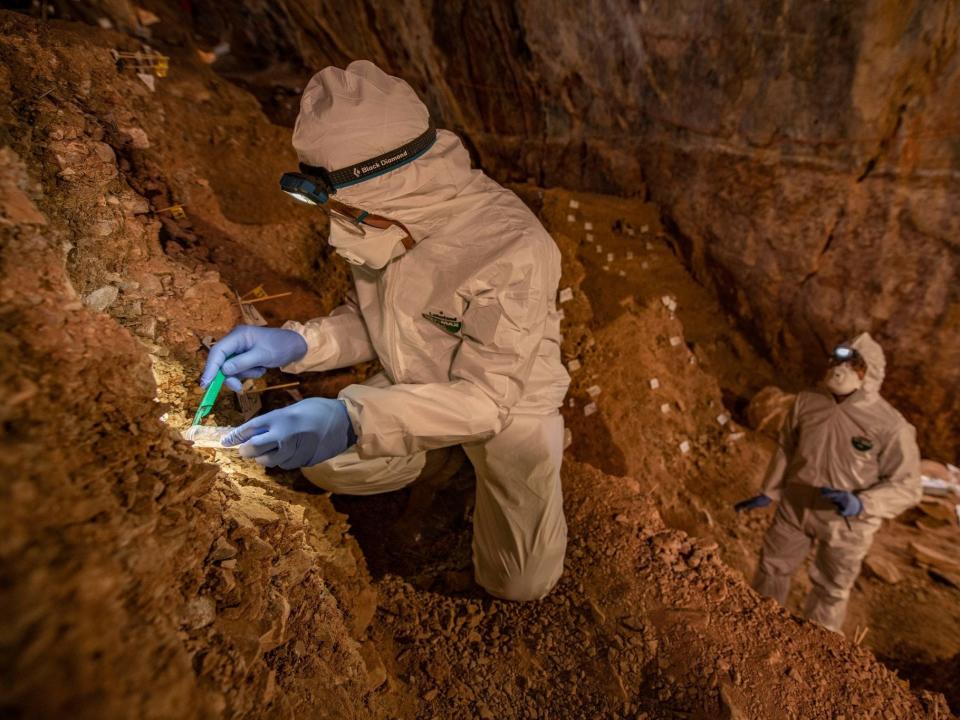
[298,121,437,195]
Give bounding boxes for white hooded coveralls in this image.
[754,333,921,631]
[280,61,570,601]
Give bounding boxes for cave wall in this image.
[0,15,390,718]
[138,0,958,461]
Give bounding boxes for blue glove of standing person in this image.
[222,398,357,469]
[734,494,773,512]
[820,487,863,517]
[200,325,308,392]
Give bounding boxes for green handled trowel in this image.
[192,369,227,426]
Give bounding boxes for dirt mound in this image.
[340,454,951,718]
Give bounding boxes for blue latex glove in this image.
[200,325,308,392]
[222,398,357,469]
[734,494,772,513]
[820,487,863,517]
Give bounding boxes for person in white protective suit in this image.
[734,332,921,632]
[199,60,570,602]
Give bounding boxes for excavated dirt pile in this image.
[1,11,956,720]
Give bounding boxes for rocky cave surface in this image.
[2,5,959,720]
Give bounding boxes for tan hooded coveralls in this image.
[279,62,570,602]
[754,333,921,632]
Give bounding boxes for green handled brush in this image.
[192,369,226,425]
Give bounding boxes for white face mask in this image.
[825,364,863,395]
[328,213,410,269]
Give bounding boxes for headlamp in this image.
[829,345,865,368]
[279,121,437,206]
[279,172,331,205]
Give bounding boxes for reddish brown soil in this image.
[2,11,957,720]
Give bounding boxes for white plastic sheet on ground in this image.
[183,425,236,449]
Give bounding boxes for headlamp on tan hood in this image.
[280,61,438,268]
[279,120,437,207]
[824,344,867,395]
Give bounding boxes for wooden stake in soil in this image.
[245,382,300,394]
[240,292,293,305]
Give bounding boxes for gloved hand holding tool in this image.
[734,494,773,512]
[820,487,862,517]
[222,398,357,469]
[192,367,227,426]
[200,325,308,392]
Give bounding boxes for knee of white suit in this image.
[301,448,427,495]
[480,565,563,602]
[475,531,567,602]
